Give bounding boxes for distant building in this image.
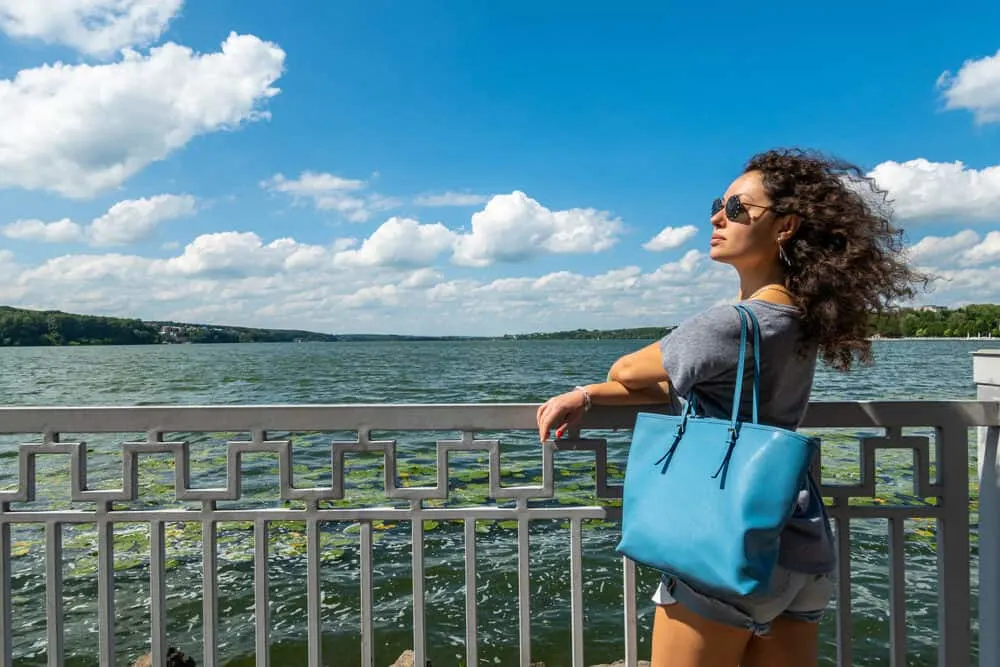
[158,325,185,343]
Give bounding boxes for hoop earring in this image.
[778,243,791,267]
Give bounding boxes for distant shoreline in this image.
[0,305,675,346]
[870,336,1000,342]
[6,336,1000,348]
[6,304,1000,347]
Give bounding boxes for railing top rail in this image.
[0,399,997,433]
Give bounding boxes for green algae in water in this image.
[3,433,967,580]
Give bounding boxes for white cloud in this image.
[938,48,1000,124]
[414,192,488,207]
[342,284,400,308]
[12,242,350,326]
[591,266,642,291]
[906,230,980,264]
[425,279,477,304]
[160,232,329,276]
[904,228,1000,269]
[19,252,151,284]
[2,218,84,243]
[890,227,1000,306]
[435,256,726,330]
[2,194,194,246]
[400,268,442,288]
[913,264,1000,305]
[428,249,720,323]
[283,244,328,272]
[262,171,399,222]
[0,0,182,58]
[868,158,1000,221]
[646,250,709,283]
[295,190,627,268]
[452,191,622,267]
[0,32,285,199]
[264,171,365,196]
[88,194,195,245]
[962,231,1000,266]
[0,249,16,277]
[643,225,698,251]
[334,217,456,268]
[0,249,22,301]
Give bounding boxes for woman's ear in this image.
[777,214,802,243]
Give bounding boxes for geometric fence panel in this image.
[0,401,991,667]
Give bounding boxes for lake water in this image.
[0,339,994,666]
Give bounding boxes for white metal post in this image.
[973,350,1000,667]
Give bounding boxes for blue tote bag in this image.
[616,303,819,597]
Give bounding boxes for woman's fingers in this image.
[563,407,583,431]
[556,406,584,439]
[540,407,561,441]
[537,401,553,441]
[537,392,587,441]
[538,401,566,442]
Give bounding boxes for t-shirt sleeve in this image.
[657,305,741,398]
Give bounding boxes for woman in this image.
[536,148,924,667]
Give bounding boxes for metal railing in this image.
[0,399,995,667]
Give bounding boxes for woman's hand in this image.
[536,389,588,442]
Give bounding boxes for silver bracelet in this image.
[573,385,592,411]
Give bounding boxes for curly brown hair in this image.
[744,148,928,371]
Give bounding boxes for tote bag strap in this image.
[728,306,750,431]
[731,304,762,426]
[742,303,762,422]
[708,305,761,488]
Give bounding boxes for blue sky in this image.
[1,1,999,335]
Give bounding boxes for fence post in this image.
[973,350,1000,667]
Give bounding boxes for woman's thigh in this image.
[741,615,819,667]
[650,602,751,667]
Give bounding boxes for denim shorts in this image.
[651,565,834,636]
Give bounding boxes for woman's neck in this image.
[737,265,787,300]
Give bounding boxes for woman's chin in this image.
[708,246,729,263]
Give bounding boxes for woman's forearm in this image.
[581,380,672,406]
[606,342,671,389]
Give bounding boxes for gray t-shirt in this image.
[657,299,836,574]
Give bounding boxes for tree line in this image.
[0,306,159,346]
[870,304,1000,338]
[0,307,337,346]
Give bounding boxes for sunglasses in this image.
[711,195,771,223]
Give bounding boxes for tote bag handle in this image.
[732,303,762,426]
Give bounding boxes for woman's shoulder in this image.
[671,301,801,338]
[745,299,803,317]
[682,301,794,325]
[670,304,743,338]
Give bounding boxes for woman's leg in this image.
[650,601,752,667]
[740,615,819,667]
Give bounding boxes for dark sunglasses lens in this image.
[711,198,724,216]
[725,196,746,221]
